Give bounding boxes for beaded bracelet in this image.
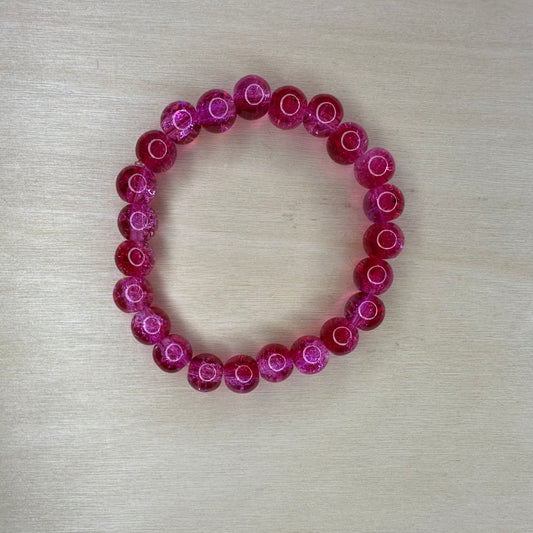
[113,75,405,394]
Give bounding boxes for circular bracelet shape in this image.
[113,74,405,394]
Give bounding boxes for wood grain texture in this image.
[1,1,532,531]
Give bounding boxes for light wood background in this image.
[1,1,532,532]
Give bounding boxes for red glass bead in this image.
[116,165,157,204]
[344,292,385,331]
[131,306,170,345]
[354,147,395,188]
[160,101,201,144]
[353,257,393,295]
[115,240,155,277]
[320,317,359,355]
[153,334,192,373]
[363,183,404,223]
[224,355,260,393]
[113,276,153,313]
[303,93,343,137]
[135,130,177,173]
[117,203,158,242]
[188,353,224,392]
[256,343,293,383]
[233,75,271,120]
[196,89,236,133]
[363,222,404,259]
[290,335,329,374]
[327,122,368,165]
[268,85,307,130]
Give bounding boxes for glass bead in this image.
[160,101,201,144]
[363,183,404,223]
[303,93,343,137]
[256,343,293,383]
[188,353,224,392]
[290,335,329,374]
[233,75,271,120]
[153,334,192,373]
[113,276,153,313]
[320,317,359,355]
[196,89,237,133]
[131,306,170,345]
[344,292,385,331]
[135,130,177,173]
[268,85,307,130]
[326,122,368,165]
[116,165,157,204]
[353,257,394,295]
[115,240,155,277]
[363,222,404,259]
[354,147,395,188]
[117,203,158,242]
[224,355,260,393]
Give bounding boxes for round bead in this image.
[290,335,329,375]
[256,343,293,383]
[135,130,177,173]
[152,334,192,373]
[233,75,271,120]
[354,147,395,188]
[160,101,201,144]
[320,317,359,355]
[353,257,394,295]
[117,203,158,242]
[116,165,157,204]
[188,353,224,392]
[224,355,260,393]
[303,93,343,137]
[131,306,170,345]
[115,240,155,277]
[363,183,404,223]
[196,89,237,133]
[344,292,385,331]
[268,85,307,130]
[363,222,405,259]
[113,276,153,313]
[327,122,368,165]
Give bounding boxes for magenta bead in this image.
[196,89,236,133]
[160,101,201,144]
[188,353,224,392]
[135,130,177,173]
[344,293,385,331]
[303,93,343,137]
[256,343,293,383]
[327,122,368,165]
[290,335,329,374]
[153,334,192,373]
[131,306,170,345]
[224,355,260,393]
[320,317,359,355]
[116,165,157,204]
[113,276,153,313]
[353,257,393,295]
[115,240,155,277]
[268,85,307,130]
[233,75,271,120]
[354,148,395,188]
[117,203,158,242]
[363,222,404,259]
[363,183,404,223]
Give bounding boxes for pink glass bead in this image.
[353,257,394,295]
[117,203,158,242]
[224,355,260,393]
[320,317,359,355]
[290,335,329,374]
[344,292,385,331]
[233,75,271,120]
[160,100,201,144]
[326,122,368,165]
[256,343,293,383]
[363,222,404,259]
[113,276,153,313]
[116,165,157,204]
[363,183,404,223]
[303,93,343,137]
[188,353,224,392]
[153,334,192,373]
[131,306,170,345]
[115,240,155,277]
[268,85,307,130]
[196,89,237,133]
[354,147,395,188]
[135,130,177,173]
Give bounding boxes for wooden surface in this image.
[1,1,532,531]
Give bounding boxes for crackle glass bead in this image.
[344,292,385,331]
[320,317,359,355]
[153,334,192,373]
[117,203,158,242]
[363,183,404,223]
[188,353,224,392]
[233,75,271,120]
[353,257,394,295]
[160,100,201,144]
[196,89,236,133]
[363,222,404,259]
[303,93,343,137]
[354,147,395,188]
[256,343,293,383]
[135,130,177,173]
[327,122,368,165]
[115,240,155,277]
[116,165,157,204]
[113,276,153,313]
[224,355,260,394]
[131,306,170,345]
[268,85,307,130]
[290,335,329,374]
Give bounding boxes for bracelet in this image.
[113,75,405,394]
